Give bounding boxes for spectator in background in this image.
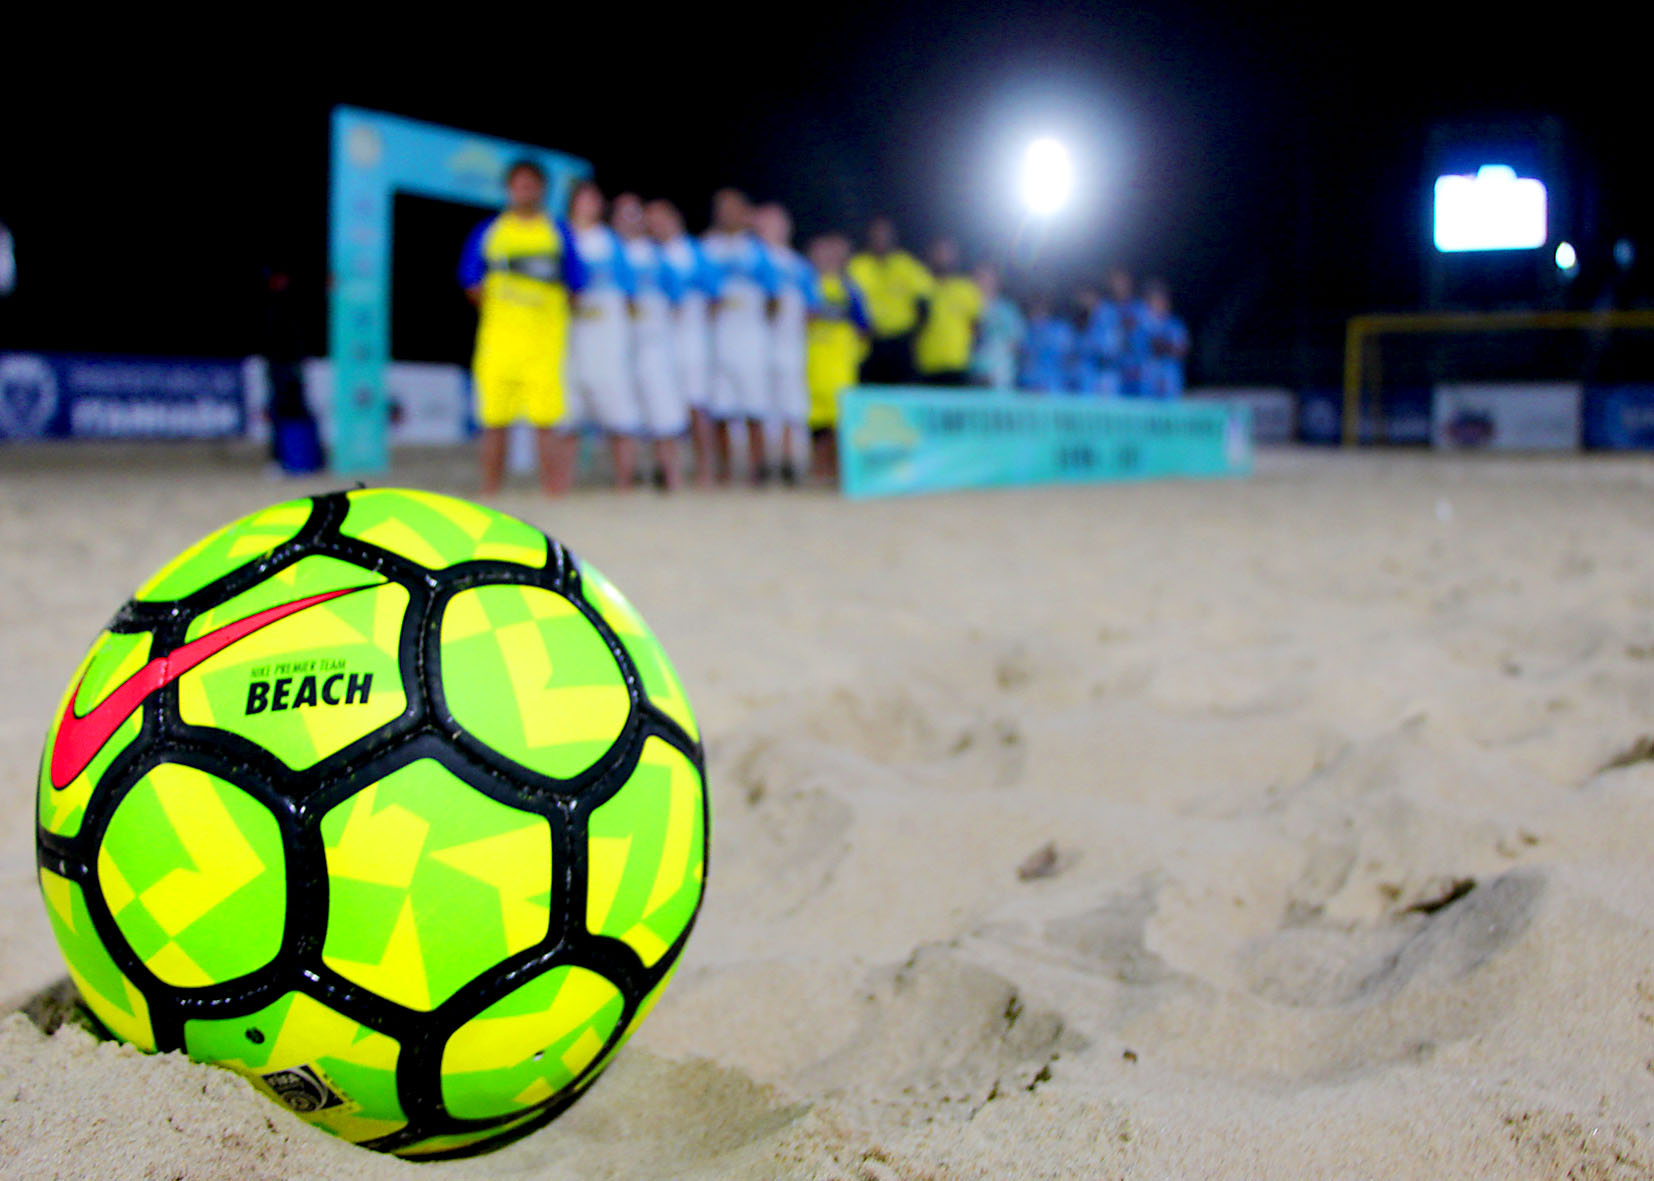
[564,180,642,490]
[969,263,1024,390]
[1019,294,1077,393]
[702,188,779,483]
[458,159,585,495]
[647,199,720,487]
[805,232,870,483]
[754,202,816,484]
[613,193,688,489]
[1139,278,1190,399]
[1102,266,1149,396]
[914,237,983,385]
[849,216,933,384]
[0,219,14,298]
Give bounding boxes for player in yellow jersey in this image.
[805,233,870,482]
[848,216,933,384]
[914,237,984,385]
[457,160,586,494]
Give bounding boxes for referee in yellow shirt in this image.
[848,216,933,384]
[914,237,983,385]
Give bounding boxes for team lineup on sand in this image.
[3,445,1654,1177]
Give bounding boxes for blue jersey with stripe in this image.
[658,234,720,302]
[621,235,681,305]
[702,230,779,313]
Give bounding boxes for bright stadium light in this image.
[1019,137,1075,217]
[1433,164,1547,252]
[1555,241,1578,271]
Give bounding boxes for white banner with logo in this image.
[1432,382,1582,451]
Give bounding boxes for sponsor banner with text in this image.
[838,388,1250,499]
[0,352,244,441]
[1582,384,1654,450]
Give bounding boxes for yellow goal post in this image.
[1341,309,1654,446]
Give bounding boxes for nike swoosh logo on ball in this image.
[49,586,364,791]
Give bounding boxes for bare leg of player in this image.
[746,418,768,484]
[654,438,682,492]
[479,428,507,494]
[780,422,799,484]
[610,434,638,492]
[713,420,734,485]
[536,428,573,496]
[690,408,717,487]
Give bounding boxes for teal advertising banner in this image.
[838,389,1251,498]
[328,107,590,474]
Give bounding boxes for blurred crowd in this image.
[458,161,1191,492]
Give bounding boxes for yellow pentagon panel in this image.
[341,488,547,570]
[586,737,706,967]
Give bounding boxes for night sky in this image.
[1,8,1642,386]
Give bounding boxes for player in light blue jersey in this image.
[1140,278,1191,399]
[1019,295,1077,393]
[1074,282,1123,396]
[648,198,721,487]
[755,202,819,485]
[1103,266,1150,397]
[565,180,642,489]
[613,193,688,489]
[702,188,780,484]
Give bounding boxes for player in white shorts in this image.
[612,193,688,490]
[564,180,641,489]
[701,188,779,483]
[647,199,720,487]
[754,202,818,484]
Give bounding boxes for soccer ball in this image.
[35,488,707,1159]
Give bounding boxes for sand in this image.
[3,444,1654,1179]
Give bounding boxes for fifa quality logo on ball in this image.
[35,488,708,1160]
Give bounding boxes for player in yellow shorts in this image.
[805,233,870,482]
[914,237,984,385]
[458,160,587,494]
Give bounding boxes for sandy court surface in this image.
[2,444,1653,1178]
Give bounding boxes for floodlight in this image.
[1554,241,1577,271]
[1019,137,1074,217]
[1433,164,1547,252]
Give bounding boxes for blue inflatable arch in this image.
[328,106,590,473]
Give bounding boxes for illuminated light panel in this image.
[1019,137,1075,217]
[1433,165,1547,253]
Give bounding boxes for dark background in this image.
[1,8,1643,386]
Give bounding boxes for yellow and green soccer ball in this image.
[35,488,707,1159]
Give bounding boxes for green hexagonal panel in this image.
[135,498,311,602]
[320,759,552,1012]
[184,991,406,1146]
[341,488,546,570]
[97,763,286,988]
[576,559,698,742]
[439,584,631,780]
[38,867,154,1051]
[440,965,624,1120]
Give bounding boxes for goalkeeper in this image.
[457,160,586,494]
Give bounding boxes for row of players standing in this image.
[462,161,865,493]
[460,159,1190,494]
[844,221,1190,404]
